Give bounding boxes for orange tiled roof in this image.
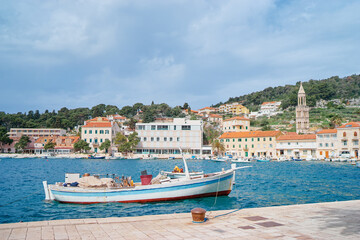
[219,131,281,139]
[114,116,126,119]
[223,116,250,122]
[277,134,316,141]
[317,129,337,134]
[35,136,80,144]
[199,107,216,110]
[337,122,360,128]
[209,114,222,118]
[87,117,109,122]
[83,122,112,128]
[261,101,276,105]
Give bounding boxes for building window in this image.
[95,130,98,134]
[269,138,272,141]
[269,144,272,148]
[157,125,169,130]
[252,138,254,142]
[320,151,323,155]
[354,140,359,146]
[233,126,235,129]
[177,137,180,141]
[100,130,104,134]
[245,139,248,142]
[89,130,92,134]
[182,125,191,130]
[257,138,260,141]
[144,137,147,141]
[263,138,266,141]
[84,130,87,134]
[238,138,241,142]
[246,126,248,130]
[156,137,160,141]
[288,142,290,145]
[164,137,167,141]
[137,125,145,130]
[90,139,92,143]
[84,139,86,142]
[251,144,254,148]
[233,145,235,148]
[355,132,358,137]
[239,145,241,148]
[151,125,156,130]
[233,139,235,142]
[325,143,328,147]
[170,137,173,141]
[343,132,346,137]
[319,143,323,147]
[220,139,224,142]
[100,139,103,143]
[331,143,334,147]
[343,140,347,146]
[151,137,154,142]
[105,130,109,134]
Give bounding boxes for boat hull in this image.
[49,171,234,204]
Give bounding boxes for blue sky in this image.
[1,0,359,113]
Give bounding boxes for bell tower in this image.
[296,82,310,134]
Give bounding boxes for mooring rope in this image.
[0,190,43,208]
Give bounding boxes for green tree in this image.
[44,141,56,151]
[127,132,140,152]
[211,139,225,156]
[74,140,91,153]
[330,114,343,128]
[114,132,140,154]
[99,139,111,153]
[0,127,13,152]
[125,118,138,130]
[14,135,31,153]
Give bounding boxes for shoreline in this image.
[1,200,359,239]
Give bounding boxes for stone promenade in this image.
[1,200,359,240]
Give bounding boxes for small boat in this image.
[142,156,158,160]
[88,155,105,159]
[231,158,250,163]
[43,151,251,204]
[256,157,271,162]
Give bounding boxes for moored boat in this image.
[43,152,251,204]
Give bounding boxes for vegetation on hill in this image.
[213,75,360,110]
[0,103,189,130]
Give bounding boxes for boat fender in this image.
[70,182,79,187]
[63,183,67,187]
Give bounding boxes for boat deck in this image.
[1,200,359,239]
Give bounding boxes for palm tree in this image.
[211,139,225,156]
[330,114,343,128]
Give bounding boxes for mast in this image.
[179,148,191,180]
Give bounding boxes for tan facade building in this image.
[219,131,282,158]
[8,128,66,139]
[222,116,250,132]
[198,107,216,115]
[316,129,338,159]
[34,136,80,154]
[219,102,249,115]
[336,122,360,159]
[81,117,120,153]
[277,133,316,159]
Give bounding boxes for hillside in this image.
[212,74,360,110]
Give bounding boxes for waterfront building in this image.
[276,133,316,159]
[316,129,338,159]
[208,114,223,124]
[107,114,127,124]
[34,136,80,154]
[198,107,217,115]
[296,82,310,134]
[260,101,282,114]
[222,116,250,132]
[8,128,66,139]
[219,102,249,115]
[81,117,121,153]
[336,122,360,159]
[134,118,207,157]
[0,136,36,153]
[219,131,282,158]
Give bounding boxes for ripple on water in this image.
[0,158,360,223]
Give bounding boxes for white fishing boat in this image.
[43,151,251,204]
[231,158,250,163]
[160,170,204,179]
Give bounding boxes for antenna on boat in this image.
[179,148,191,180]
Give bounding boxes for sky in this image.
[1,0,360,113]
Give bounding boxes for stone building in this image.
[296,82,310,134]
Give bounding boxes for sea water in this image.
[0,158,359,223]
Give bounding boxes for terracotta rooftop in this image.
[337,122,360,128]
[223,116,250,122]
[219,131,281,139]
[317,129,337,134]
[209,114,222,118]
[83,122,112,128]
[261,101,277,105]
[277,134,316,141]
[199,107,216,110]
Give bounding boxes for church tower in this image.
[296,82,310,134]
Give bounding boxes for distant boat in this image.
[88,155,105,159]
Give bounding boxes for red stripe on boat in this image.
[57,190,232,204]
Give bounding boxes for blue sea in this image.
[0,158,360,224]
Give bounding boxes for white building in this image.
[260,101,282,115]
[135,118,208,158]
[8,128,66,139]
[222,116,250,132]
[81,117,121,153]
[316,129,338,159]
[276,133,317,159]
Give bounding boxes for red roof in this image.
[219,131,281,139]
[83,122,111,128]
[261,101,276,105]
[199,107,216,110]
[277,134,316,141]
[209,114,222,118]
[317,129,337,134]
[223,116,250,122]
[337,122,360,128]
